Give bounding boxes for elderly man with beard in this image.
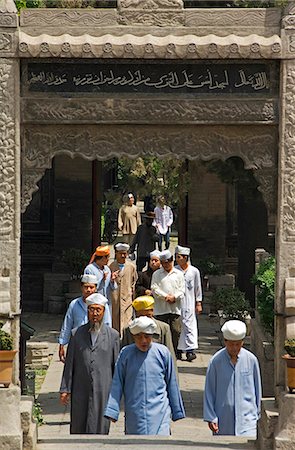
[104,316,185,435]
[60,293,120,435]
[58,274,112,363]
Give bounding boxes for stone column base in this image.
[274,393,295,449]
[0,386,22,450]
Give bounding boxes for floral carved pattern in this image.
[282,65,295,241]
[0,62,15,239]
[22,124,277,211]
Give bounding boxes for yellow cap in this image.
[132,296,154,311]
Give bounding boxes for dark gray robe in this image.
[60,322,120,434]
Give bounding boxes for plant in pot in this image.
[282,338,295,393]
[61,248,89,293]
[212,287,251,331]
[0,323,17,387]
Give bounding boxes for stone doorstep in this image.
[259,398,279,439]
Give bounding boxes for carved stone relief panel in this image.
[22,123,277,212]
[254,167,277,214]
[0,59,18,241]
[21,97,279,125]
[20,9,118,28]
[118,0,183,9]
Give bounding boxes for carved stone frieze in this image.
[18,31,282,59]
[20,9,117,27]
[254,167,277,214]
[118,0,183,9]
[118,11,185,26]
[22,124,277,211]
[0,13,17,27]
[0,60,16,240]
[282,64,295,241]
[21,98,279,125]
[185,9,281,29]
[0,32,12,52]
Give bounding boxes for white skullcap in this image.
[128,193,134,198]
[175,245,190,256]
[86,293,108,307]
[150,250,161,259]
[159,250,172,261]
[81,274,97,284]
[129,316,158,335]
[115,243,130,252]
[221,320,247,341]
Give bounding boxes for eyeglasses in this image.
[88,307,103,314]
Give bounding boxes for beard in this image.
[89,321,102,332]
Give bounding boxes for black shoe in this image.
[186,352,197,362]
[176,351,182,360]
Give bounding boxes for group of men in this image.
[58,240,262,438]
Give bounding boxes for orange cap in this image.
[89,246,110,263]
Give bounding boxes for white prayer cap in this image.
[129,316,157,335]
[150,250,161,259]
[115,243,130,252]
[221,320,247,341]
[86,293,108,307]
[175,245,190,256]
[81,274,97,284]
[128,193,134,198]
[159,250,172,261]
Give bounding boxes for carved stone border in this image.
[18,32,282,59]
[22,123,277,212]
[21,97,279,125]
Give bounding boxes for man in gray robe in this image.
[60,293,120,434]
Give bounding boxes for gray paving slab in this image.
[21,313,256,449]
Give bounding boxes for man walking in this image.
[118,193,141,245]
[154,195,173,251]
[151,250,185,356]
[109,243,138,335]
[104,316,185,435]
[204,320,262,436]
[130,211,158,271]
[60,293,120,434]
[58,274,111,363]
[175,245,202,362]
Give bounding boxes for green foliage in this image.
[61,248,89,279]
[104,157,190,207]
[14,0,45,10]
[212,287,250,320]
[284,339,295,358]
[232,0,287,6]
[197,257,223,276]
[0,324,13,351]
[251,256,275,335]
[33,401,45,426]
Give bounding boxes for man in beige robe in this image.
[118,193,141,245]
[110,243,138,336]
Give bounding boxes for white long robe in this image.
[104,342,185,435]
[176,264,202,351]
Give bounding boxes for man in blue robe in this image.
[104,316,185,435]
[203,320,262,436]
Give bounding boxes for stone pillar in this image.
[273,2,295,448]
[0,0,22,449]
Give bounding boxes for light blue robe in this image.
[58,296,111,345]
[84,263,117,318]
[104,342,185,435]
[203,347,262,436]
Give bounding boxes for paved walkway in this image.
[22,312,256,450]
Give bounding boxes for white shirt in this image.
[151,267,185,316]
[154,205,173,235]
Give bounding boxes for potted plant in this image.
[212,287,251,331]
[0,324,17,387]
[282,339,295,394]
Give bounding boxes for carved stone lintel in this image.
[21,98,279,125]
[22,124,277,211]
[255,167,277,214]
[118,0,183,9]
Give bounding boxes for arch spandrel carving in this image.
[21,123,277,213]
[254,167,277,214]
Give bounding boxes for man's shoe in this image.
[186,352,197,362]
[176,351,182,360]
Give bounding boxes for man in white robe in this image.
[104,316,185,435]
[203,320,262,436]
[175,245,202,362]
